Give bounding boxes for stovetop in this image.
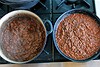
[0,0,99,64]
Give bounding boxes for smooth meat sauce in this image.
[1,14,46,61]
[56,13,100,60]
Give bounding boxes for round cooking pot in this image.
[53,9,100,62]
[0,10,53,63]
[0,0,40,9]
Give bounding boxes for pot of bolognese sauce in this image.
[0,10,53,63]
[53,9,100,62]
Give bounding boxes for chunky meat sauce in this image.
[56,13,100,60]
[1,14,46,62]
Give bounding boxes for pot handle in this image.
[44,20,53,36]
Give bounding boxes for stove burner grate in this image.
[56,0,91,9]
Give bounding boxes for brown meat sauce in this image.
[56,13,100,60]
[1,14,46,62]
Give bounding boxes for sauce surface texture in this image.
[1,14,46,62]
[56,13,100,60]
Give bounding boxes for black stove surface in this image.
[0,0,99,64]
